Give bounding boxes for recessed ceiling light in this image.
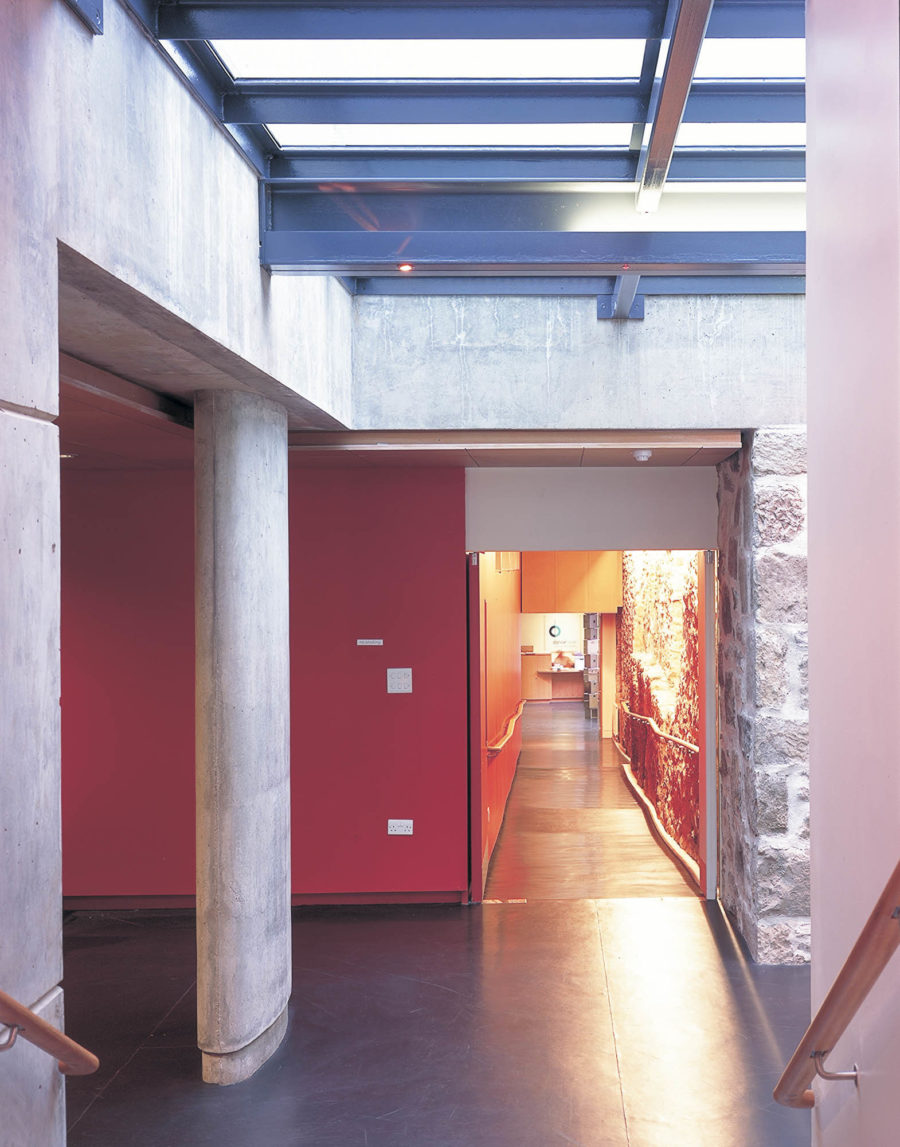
[633,449,652,463]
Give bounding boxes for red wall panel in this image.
[289,467,469,897]
[61,465,469,901]
[61,471,196,895]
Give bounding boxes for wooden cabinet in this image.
[521,551,623,614]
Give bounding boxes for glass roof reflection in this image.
[269,123,636,149]
[212,39,647,81]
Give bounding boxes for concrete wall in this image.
[55,0,352,424]
[807,0,900,1138]
[0,0,351,1135]
[353,295,805,430]
[0,1,65,1140]
[717,429,810,965]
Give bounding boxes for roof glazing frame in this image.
[144,0,806,297]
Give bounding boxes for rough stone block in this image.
[752,427,807,477]
[738,713,754,758]
[756,918,811,965]
[754,551,808,623]
[753,480,806,546]
[756,771,789,833]
[757,845,810,915]
[754,626,789,708]
[793,628,809,710]
[754,714,809,765]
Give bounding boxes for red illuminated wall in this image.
[616,552,701,862]
[476,555,523,877]
[61,464,470,902]
[289,467,469,901]
[61,470,196,896]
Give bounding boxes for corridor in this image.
[63,703,810,1147]
[485,701,696,900]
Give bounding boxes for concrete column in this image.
[194,390,291,1085]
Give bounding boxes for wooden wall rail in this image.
[615,700,699,754]
[774,858,900,1108]
[486,700,526,758]
[0,988,99,1076]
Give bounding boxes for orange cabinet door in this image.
[521,551,557,612]
[556,551,590,612]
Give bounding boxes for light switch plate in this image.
[387,667,413,694]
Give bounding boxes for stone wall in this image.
[717,427,809,964]
[617,552,702,862]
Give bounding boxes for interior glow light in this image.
[398,263,414,273]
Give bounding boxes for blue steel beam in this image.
[224,80,644,125]
[267,147,804,182]
[265,187,806,233]
[223,79,803,126]
[260,229,805,273]
[352,274,806,295]
[269,149,639,182]
[668,147,804,180]
[156,0,802,40]
[63,0,103,32]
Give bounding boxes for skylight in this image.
[694,38,805,79]
[212,39,647,81]
[676,123,806,148]
[269,123,636,149]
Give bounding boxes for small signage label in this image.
[356,639,384,646]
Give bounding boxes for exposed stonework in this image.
[616,551,701,862]
[717,427,809,965]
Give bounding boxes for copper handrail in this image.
[774,858,900,1108]
[615,700,699,754]
[0,988,99,1076]
[486,700,526,758]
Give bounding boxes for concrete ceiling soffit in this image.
[57,245,347,431]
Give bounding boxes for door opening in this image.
[467,549,718,905]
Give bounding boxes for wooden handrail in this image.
[615,700,699,754]
[774,858,900,1108]
[0,988,99,1076]
[486,700,526,758]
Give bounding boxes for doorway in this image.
[467,548,718,905]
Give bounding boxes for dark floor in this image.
[63,702,811,1147]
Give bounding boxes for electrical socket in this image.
[387,819,413,835]
[387,667,413,694]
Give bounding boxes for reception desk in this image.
[521,653,585,701]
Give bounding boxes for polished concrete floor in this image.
[485,702,696,900]
[63,702,811,1146]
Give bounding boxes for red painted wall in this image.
[61,465,470,901]
[478,555,523,871]
[61,471,196,895]
[289,467,469,898]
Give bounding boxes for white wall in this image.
[520,613,583,655]
[466,468,718,552]
[807,0,900,1140]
